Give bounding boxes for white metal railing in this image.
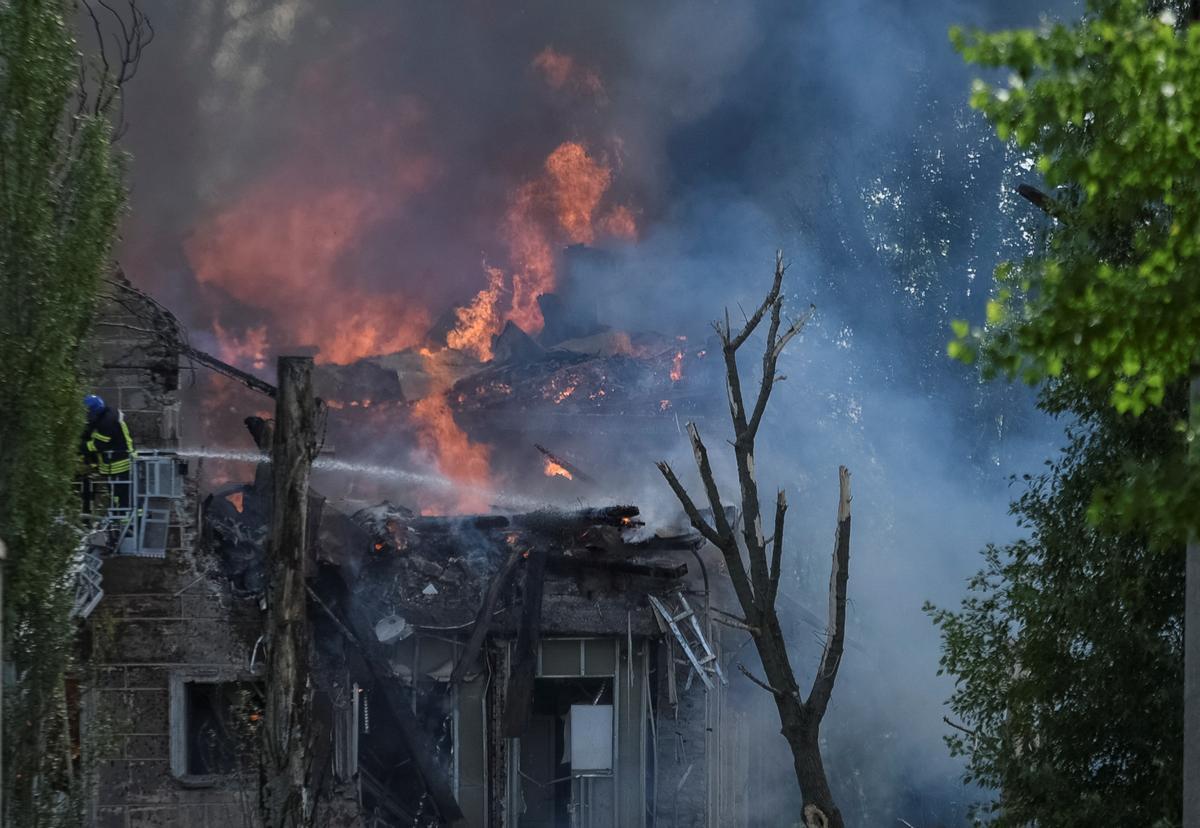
[71,451,186,619]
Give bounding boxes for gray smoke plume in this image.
[111,0,1080,823]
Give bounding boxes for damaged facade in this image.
[78,275,764,828]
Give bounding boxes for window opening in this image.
[172,678,262,780]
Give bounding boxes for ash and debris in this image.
[204,450,704,635]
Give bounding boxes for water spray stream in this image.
[176,448,543,510]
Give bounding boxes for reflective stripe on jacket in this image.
[81,407,136,474]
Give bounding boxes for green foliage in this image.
[0,1,124,823]
[948,0,1200,422]
[947,0,1200,569]
[934,3,1198,823]
[950,1,1200,403]
[927,381,1186,826]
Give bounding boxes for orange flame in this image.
[185,146,434,365]
[503,180,557,333]
[670,351,684,382]
[599,205,637,240]
[509,141,629,331]
[543,459,573,480]
[446,265,506,361]
[213,321,269,371]
[409,351,493,513]
[449,140,636,349]
[544,141,612,245]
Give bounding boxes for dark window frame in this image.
[168,668,260,787]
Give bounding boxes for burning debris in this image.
[79,260,793,828]
[289,275,720,515]
[535,443,593,484]
[199,450,714,824]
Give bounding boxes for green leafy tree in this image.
[0,1,127,823]
[934,0,1200,823]
[947,0,1200,536]
[927,381,1185,826]
[949,0,1200,424]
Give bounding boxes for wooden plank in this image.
[370,669,466,823]
[316,568,465,823]
[502,545,548,737]
[450,550,522,684]
[546,555,686,580]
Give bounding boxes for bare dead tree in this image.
[657,251,852,828]
[77,0,154,141]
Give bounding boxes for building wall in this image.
[78,277,742,828]
[82,277,264,828]
[653,637,715,828]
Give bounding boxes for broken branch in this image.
[726,250,785,351]
[656,461,722,547]
[1016,183,1067,222]
[943,716,978,739]
[685,423,735,540]
[711,612,759,634]
[747,304,813,440]
[808,466,852,717]
[737,663,792,699]
[766,489,787,611]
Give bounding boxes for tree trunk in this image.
[760,615,844,828]
[260,356,318,828]
[1184,371,1199,827]
[783,710,841,828]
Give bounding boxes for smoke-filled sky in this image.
[111,0,1079,823]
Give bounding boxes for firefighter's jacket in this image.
[80,407,136,475]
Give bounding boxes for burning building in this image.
[74,271,768,828]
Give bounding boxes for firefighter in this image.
[79,394,136,513]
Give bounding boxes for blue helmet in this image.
[84,394,106,416]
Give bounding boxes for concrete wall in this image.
[87,555,263,828]
[81,277,181,450]
[82,277,264,828]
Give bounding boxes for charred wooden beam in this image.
[534,443,596,484]
[367,666,466,823]
[546,554,687,580]
[313,573,466,823]
[183,343,278,397]
[450,550,523,684]
[408,514,511,533]
[503,545,549,737]
[625,533,705,553]
[510,505,641,534]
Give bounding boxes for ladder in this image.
[648,591,726,690]
[69,452,187,620]
[70,530,108,620]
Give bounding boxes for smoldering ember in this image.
[3,1,1196,828]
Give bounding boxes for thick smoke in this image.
[114,0,1079,823]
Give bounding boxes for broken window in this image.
[169,671,261,782]
[514,639,620,828]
